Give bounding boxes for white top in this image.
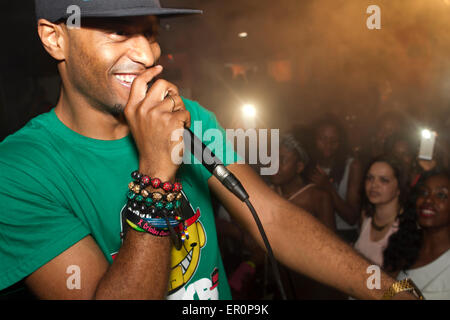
[397,249,450,300]
[354,216,399,267]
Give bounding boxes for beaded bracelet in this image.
[127,184,183,213]
[128,182,183,203]
[130,170,183,193]
[126,199,182,221]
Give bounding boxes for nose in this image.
[370,178,380,189]
[127,35,160,68]
[423,193,434,205]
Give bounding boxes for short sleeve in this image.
[0,146,90,290]
[183,98,242,180]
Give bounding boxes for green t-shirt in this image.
[0,98,238,300]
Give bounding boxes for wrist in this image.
[381,279,424,300]
[138,164,176,183]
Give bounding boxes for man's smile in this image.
[114,74,138,88]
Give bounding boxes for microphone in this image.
[183,128,248,202]
[182,128,287,300]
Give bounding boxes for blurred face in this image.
[63,16,161,115]
[376,118,397,145]
[365,162,400,205]
[270,145,303,185]
[315,124,340,160]
[392,140,413,167]
[416,175,450,229]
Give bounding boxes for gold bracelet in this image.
[382,278,425,300]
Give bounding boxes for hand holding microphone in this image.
[123,65,191,182]
[124,65,284,299]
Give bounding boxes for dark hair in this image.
[361,155,410,218]
[382,169,450,272]
[309,113,350,185]
[280,133,310,166]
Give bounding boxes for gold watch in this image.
[382,278,425,300]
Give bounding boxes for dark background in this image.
[1,0,450,146]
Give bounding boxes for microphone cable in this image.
[244,198,287,300]
[184,128,287,300]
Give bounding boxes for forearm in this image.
[209,164,414,300]
[268,200,410,299]
[94,229,171,299]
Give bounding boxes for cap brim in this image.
[69,7,202,20]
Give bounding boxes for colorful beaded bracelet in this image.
[130,170,183,193]
[126,191,183,212]
[128,182,183,202]
[125,199,182,221]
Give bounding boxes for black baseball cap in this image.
[35,0,202,22]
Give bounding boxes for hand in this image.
[417,159,437,172]
[309,165,334,191]
[124,65,191,182]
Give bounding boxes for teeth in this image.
[179,249,193,275]
[422,209,435,215]
[115,74,136,84]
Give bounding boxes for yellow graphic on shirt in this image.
[168,209,206,294]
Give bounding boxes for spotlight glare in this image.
[242,104,256,118]
[421,129,432,140]
[238,32,248,38]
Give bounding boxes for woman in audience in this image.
[307,114,363,243]
[354,156,409,267]
[270,132,336,230]
[383,170,450,299]
[270,131,341,299]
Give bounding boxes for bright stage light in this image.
[242,104,256,118]
[421,129,432,139]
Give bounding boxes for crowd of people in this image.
[217,110,450,300]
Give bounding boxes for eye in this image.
[380,177,390,184]
[113,30,128,36]
[436,191,448,200]
[108,29,130,40]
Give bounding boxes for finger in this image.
[143,94,185,114]
[168,95,185,113]
[126,65,163,109]
[173,109,191,129]
[146,79,179,102]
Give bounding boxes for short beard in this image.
[109,104,125,117]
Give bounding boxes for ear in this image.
[296,161,305,175]
[37,19,67,61]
